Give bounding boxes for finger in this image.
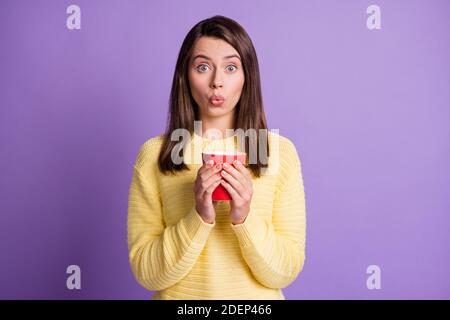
[222,163,245,183]
[200,172,222,195]
[232,160,252,181]
[202,163,223,181]
[220,179,242,201]
[195,163,219,193]
[204,179,222,200]
[198,159,215,174]
[220,169,245,197]
[205,171,222,188]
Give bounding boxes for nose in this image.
[211,70,223,89]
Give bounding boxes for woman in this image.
[127,15,306,300]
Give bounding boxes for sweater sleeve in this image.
[127,141,215,291]
[230,138,306,289]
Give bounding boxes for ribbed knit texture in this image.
[127,131,306,300]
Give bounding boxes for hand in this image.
[219,160,253,224]
[193,160,223,224]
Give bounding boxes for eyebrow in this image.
[192,54,241,62]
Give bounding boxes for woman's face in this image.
[188,36,245,121]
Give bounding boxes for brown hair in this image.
[158,15,269,178]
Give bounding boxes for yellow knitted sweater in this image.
[127,131,306,299]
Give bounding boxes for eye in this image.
[226,65,238,72]
[196,64,210,73]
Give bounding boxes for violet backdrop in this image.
[0,0,449,299]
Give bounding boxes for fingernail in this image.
[208,160,214,165]
[216,163,222,169]
[223,163,229,168]
[234,160,241,165]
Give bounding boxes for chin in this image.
[208,106,231,115]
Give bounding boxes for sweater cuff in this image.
[230,208,266,247]
[182,206,215,244]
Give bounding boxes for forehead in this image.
[192,37,239,57]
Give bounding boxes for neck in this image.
[198,112,236,139]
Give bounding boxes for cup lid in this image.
[202,151,247,156]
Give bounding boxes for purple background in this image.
[0,0,449,299]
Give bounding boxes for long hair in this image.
[158,15,269,178]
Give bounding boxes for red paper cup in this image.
[202,151,247,201]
